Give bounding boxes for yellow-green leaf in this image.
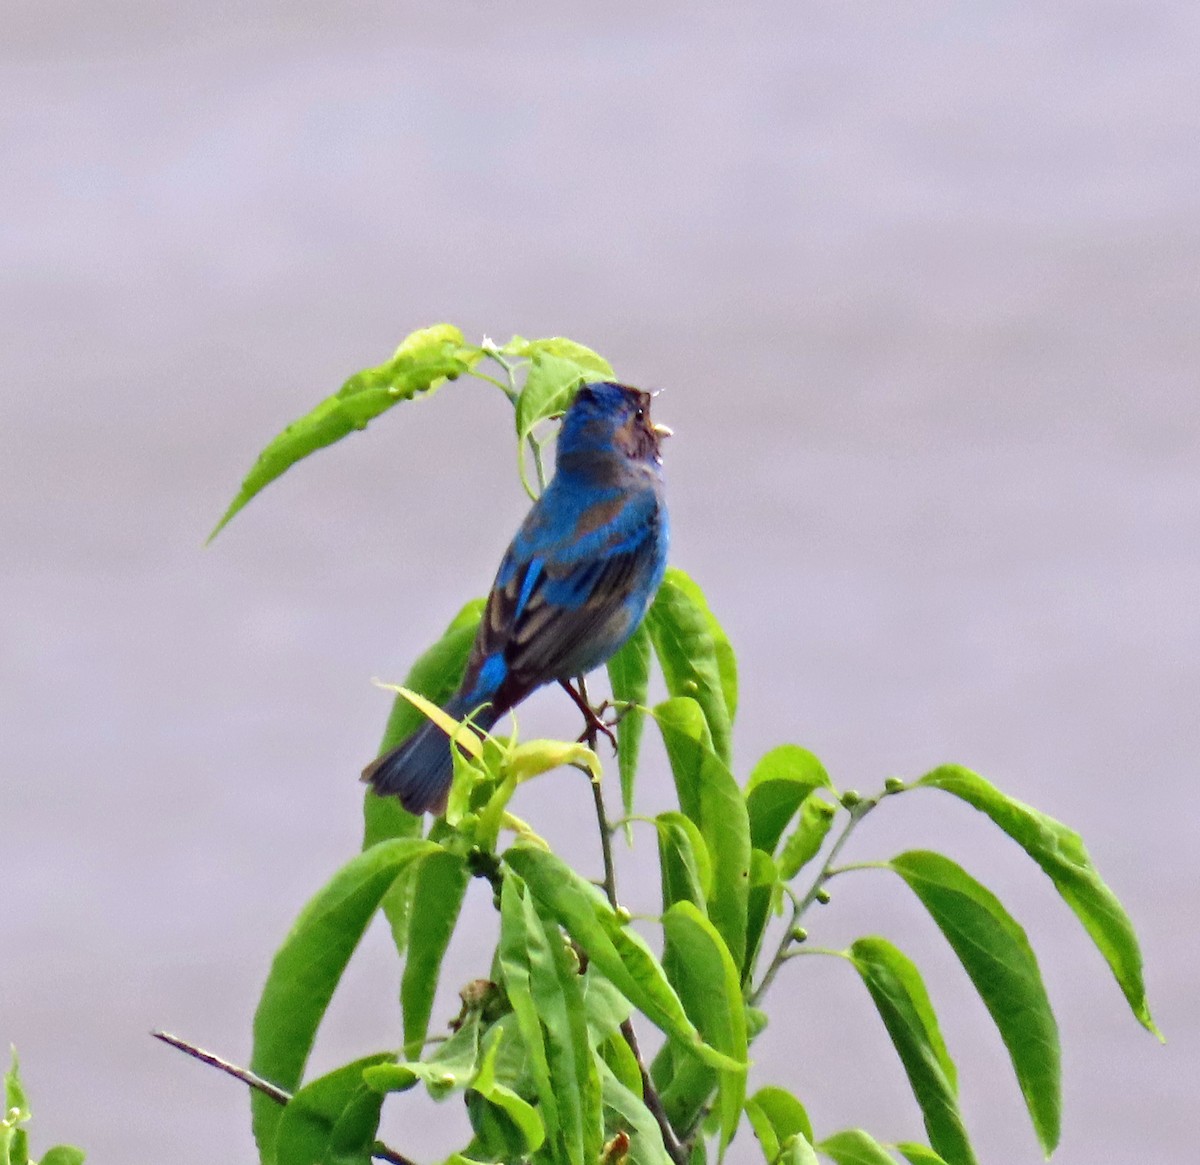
[889,851,1060,1156]
[210,324,477,539]
[848,938,975,1165]
[914,764,1159,1037]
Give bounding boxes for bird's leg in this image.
[560,677,618,752]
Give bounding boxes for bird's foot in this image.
[560,679,620,753]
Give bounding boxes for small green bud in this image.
[615,906,632,923]
[884,776,906,793]
[815,888,831,905]
[840,789,862,808]
[790,926,808,943]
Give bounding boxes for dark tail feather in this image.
[362,698,500,815]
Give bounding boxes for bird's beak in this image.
[653,422,673,438]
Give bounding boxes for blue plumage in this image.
[363,381,670,814]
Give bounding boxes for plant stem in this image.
[151,1031,417,1165]
[619,1018,688,1165]
[590,766,620,908]
[530,433,548,492]
[151,1030,290,1106]
[467,368,517,399]
[748,799,877,1007]
[576,675,688,1165]
[475,346,520,403]
[482,346,549,499]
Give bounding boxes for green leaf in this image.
[645,569,735,767]
[914,764,1159,1037]
[745,746,833,855]
[498,877,562,1156]
[274,1053,393,1165]
[465,1089,529,1164]
[598,1034,643,1100]
[503,845,739,1072]
[513,340,614,495]
[362,1009,484,1100]
[777,796,838,881]
[582,972,635,1045]
[889,851,1060,1156]
[817,1128,899,1165]
[607,622,652,821]
[848,938,975,1165]
[779,1136,822,1165]
[5,1128,29,1165]
[497,877,602,1165]
[362,600,483,956]
[38,1150,87,1165]
[666,569,738,722]
[472,1026,546,1153]
[651,699,751,970]
[894,1145,951,1165]
[599,1060,674,1165]
[249,837,437,1161]
[515,342,614,440]
[506,336,615,377]
[4,1049,30,1121]
[372,599,486,765]
[661,902,749,1154]
[210,324,477,540]
[522,884,603,1165]
[745,1086,814,1162]
[655,811,713,913]
[743,848,780,984]
[401,849,470,1058]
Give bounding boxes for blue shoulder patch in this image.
[515,558,543,618]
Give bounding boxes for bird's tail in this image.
[362,693,500,815]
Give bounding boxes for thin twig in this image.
[151,1030,291,1106]
[474,346,520,404]
[466,368,516,398]
[575,676,619,907]
[620,1019,688,1165]
[748,799,877,1007]
[484,346,548,498]
[574,675,688,1165]
[591,775,620,908]
[151,1031,418,1165]
[529,432,548,493]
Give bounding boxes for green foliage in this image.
[209,325,1156,1165]
[645,571,736,767]
[250,838,437,1160]
[606,623,652,821]
[209,324,480,541]
[847,939,972,1165]
[275,1054,393,1165]
[887,852,1060,1155]
[912,765,1159,1037]
[2,1050,85,1165]
[651,699,750,971]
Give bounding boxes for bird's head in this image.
[556,382,671,473]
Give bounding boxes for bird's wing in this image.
[473,503,661,701]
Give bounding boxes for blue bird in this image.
[363,381,671,814]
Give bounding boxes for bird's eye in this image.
[635,407,645,421]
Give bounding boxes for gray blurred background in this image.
[2,2,1196,1162]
